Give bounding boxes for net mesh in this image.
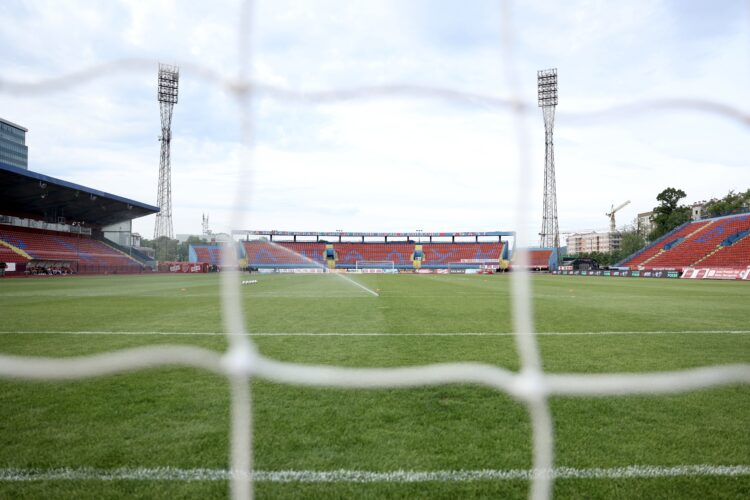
[0,2,749,500]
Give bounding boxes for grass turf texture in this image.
[0,273,748,499]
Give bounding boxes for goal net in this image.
[1,4,749,500]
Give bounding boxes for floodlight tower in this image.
[154,63,179,240]
[202,213,211,237]
[537,68,559,251]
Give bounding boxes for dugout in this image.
[561,257,599,271]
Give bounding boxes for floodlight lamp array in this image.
[537,68,558,107]
[158,64,179,104]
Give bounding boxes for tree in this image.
[649,187,691,240]
[140,236,180,262]
[704,189,750,218]
[140,235,210,262]
[177,235,208,262]
[655,187,686,210]
[619,229,646,259]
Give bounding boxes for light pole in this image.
[72,221,83,273]
[155,63,179,241]
[538,68,560,253]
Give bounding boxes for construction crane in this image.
[606,200,631,233]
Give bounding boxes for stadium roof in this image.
[0,162,159,227]
[234,230,516,237]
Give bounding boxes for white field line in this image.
[1,330,749,337]
[0,465,748,482]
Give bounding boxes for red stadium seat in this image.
[620,214,750,270]
[0,226,143,274]
[243,240,505,268]
[510,249,552,270]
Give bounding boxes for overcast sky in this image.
[1,0,748,246]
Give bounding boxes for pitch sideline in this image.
[1,465,748,482]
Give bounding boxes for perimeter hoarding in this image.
[552,270,681,279]
[553,268,750,280]
[160,262,208,273]
[681,267,750,280]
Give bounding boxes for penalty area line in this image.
[0,465,749,482]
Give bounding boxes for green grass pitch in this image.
[0,273,748,499]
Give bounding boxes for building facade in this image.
[690,200,717,221]
[567,231,621,254]
[637,211,654,237]
[0,117,28,170]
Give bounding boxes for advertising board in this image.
[164,262,207,273]
[681,267,750,280]
[277,268,325,274]
[553,269,680,279]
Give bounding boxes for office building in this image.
[0,117,28,169]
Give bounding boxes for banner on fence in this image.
[277,268,325,274]
[162,262,208,273]
[553,269,681,279]
[681,267,750,280]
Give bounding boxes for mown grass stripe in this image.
[1,465,748,482]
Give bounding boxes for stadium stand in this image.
[619,213,750,270]
[696,227,750,268]
[281,242,327,264]
[243,240,326,267]
[1,161,158,276]
[422,243,503,266]
[189,244,225,266]
[242,240,507,270]
[511,248,555,271]
[0,226,143,274]
[618,221,710,269]
[0,243,28,264]
[334,243,412,267]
